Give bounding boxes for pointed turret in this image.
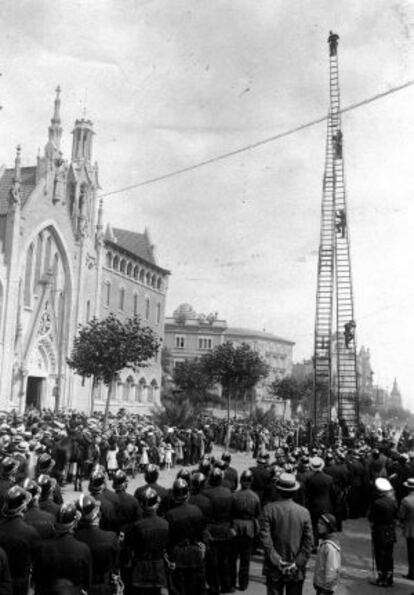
[71,117,94,163]
[47,86,63,151]
[9,145,22,207]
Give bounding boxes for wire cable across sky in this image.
[99,78,414,199]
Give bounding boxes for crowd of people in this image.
[0,408,411,594]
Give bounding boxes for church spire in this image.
[46,85,62,157]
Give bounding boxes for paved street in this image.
[62,449,414,595]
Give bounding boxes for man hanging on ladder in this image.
[335,209,346,238]
[328,31,340,56]
[333,130,343,159]
[344,320,356,348]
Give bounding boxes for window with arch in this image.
[133,265,139,280]
[133,293,139,316]
[113,255,120,271]
[139,269,145,282]
[119,287,125,311]
[136,378,146,402]
[148,379,158,403]
[105,281,111,307]
[44,235,52,273]
[124,376,134,401]
[126,262,133,276]
[156,302,161,325]
[106,252,113,268]
[145,297,150,321]
[120,259,126,274]
[151,274,156,288]
[146,272,151,285]
[24,243,35,306]
[157,277,162,290]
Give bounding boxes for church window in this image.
[24,243,35,307]
[113,256,119,271]
[119,287,125,311]
[136,378,146,402]
[139,269,145,282]
[126,262,133,276]
[157,277,162,290]
[44,235,52,273]
[156,302,161,324]
[146,272,151,285]
[133,265,139,280]
[148,379,158,402]
[120,259,126,274]
[106,252,113,268]
[133,293,139,316]
[33,233,44,292]
[145,297,150,320]
[124,376,134,401]
[105,281,111,307]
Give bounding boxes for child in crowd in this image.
[313,513,341,595]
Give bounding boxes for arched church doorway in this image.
[26,376,46,409]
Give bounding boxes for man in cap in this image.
[260,472,313,595]
[0,486,40,595]
[250,453,272,506]
[232,469,261,592]
[33,502,91,595]
[399,477,414,580]
[165,478,207,595]
[22,478,55,539]
[38,474,60,518]
[305,457,336,549]
[222,452,238,492]
[205,467,235,595]
[75,494,120,595]
[368,477,398,587]
[124,487,169,595]
[189,472,212,522]
[35,453,63,504]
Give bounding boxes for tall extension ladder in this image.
[313,32,359,429]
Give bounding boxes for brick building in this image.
[0,89,169,413]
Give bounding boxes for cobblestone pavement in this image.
[62,448,414,594]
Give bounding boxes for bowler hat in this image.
[403,477,414,490]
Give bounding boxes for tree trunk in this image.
[103,379,113,429]
[90,376,96,416]
[225,388,231,449]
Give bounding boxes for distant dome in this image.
[173,303,197,321]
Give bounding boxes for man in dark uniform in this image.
[38,474,60,518]
[0,546,12,595]
[189,472,212,522]
[22,478,55,539]
[232,469,261,592]
[324,452,350,531]
[369,478,398,587]
[205,467,235,595]
[222,453,238,492]
[165,478,207,595]
[35,453,63,505]
[75,494,120,595]
[112,470,142,532]
[89,467,119,533]
[0,486,40,595]
[134,465,169,516]
[33,502,91,595]
[124,487,169,595]
[250,454,271,506]
[0,458,18,510]
[305,457,336,549]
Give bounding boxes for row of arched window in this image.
[103,280,161,324]
[94,377,159,403]
[105,252,163,291]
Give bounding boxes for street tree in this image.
[67,313,161,425]
[202,341,269,424]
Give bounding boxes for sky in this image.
[0,0,414,407]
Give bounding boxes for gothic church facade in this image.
[0,89,169,413]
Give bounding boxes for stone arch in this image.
[120,258,126,274]
[151,274,156,288]
[157,277,162,290]
[146,271,151,285]
[133,265,139,280]
[106,252,113,268]
[113,255,120,271]
[126,261,133,276]
[136,377,147,402]
[139,269,145,282]
[148,378,159,402]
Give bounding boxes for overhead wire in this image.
[99,78,414,199]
